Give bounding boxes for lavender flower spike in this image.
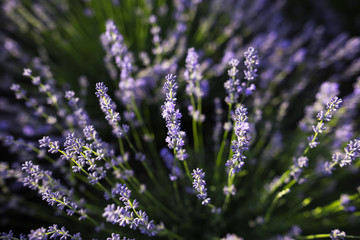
[243,47,260,82]
[161,74,188,160]
[308,96,343,148]
[239,47,260,96]
[333,138,360,167]
[224,58,241,104]
[191,168,210,205]
[95,82,129,138]
[330,229,346,240]
[103,183,158,236]
[225,106,251,174]
[184,48,202,98]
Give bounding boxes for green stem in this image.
[190,94,199,152]
[118,138,125,156]
[222,171,235,211]
[195,81,204,154]
[265,180,295,222]
[183,160,193,183]
[214,103,232,181]
[296,234,360,239]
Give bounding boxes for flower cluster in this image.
[184,48,207,122]
[289,156,309,183]
[39,132,108,185]
[96,82,129,138]
[330,229,346,240]
[334,139,360,167]
[21,161,87,220]
[103,184,158,236]
[107,233,134,240]
[191,168,210,205]
[184,48,204,98]
[240,47,259,95]
[27,225,82,240]
[308,96,343,148]
[225,106,251,174]
[161,74,188,160]
[224,59,241,104]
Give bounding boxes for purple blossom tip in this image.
[330,229,346,240]
[23,68,32,77]
[191,168,210,205]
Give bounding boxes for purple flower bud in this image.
[191,168,210,205]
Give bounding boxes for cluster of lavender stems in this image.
[1,1,360,240]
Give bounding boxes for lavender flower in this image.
[223,184,236,196]
[103,184,158,236]
[39,136,59,153]
[308,96,343,148]
[161,74,188,160]
[330,229,346,240]
[319,160,336,176]
[332,139,360,167]
[221,233,244,240]
[100,20,145,106]
[149,15,162,55]
[96,82,129,138]
[107,233,134,240]
[64,90,90,129]
[183,48,207,123]
[184,48,201,96]
[340,194,356,212]
[239,47,259,96]
[191,168,210,205]
[0,231,14,239]
[39,133,107,185]
[160,147,182,181]
[289,156,309,183]
[27,225,82,240]
[21,161,87,220]
[23,68,40,86]
[10,83,26,99]
[224,59,241,104]
[225,106,251,174]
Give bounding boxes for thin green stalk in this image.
[129,121,144,152]
[222,171,235,212]
[267,107,332,196]
[195,81,204,154]
[172,180,184,210]
[190,94,199,152]
[182,159,193,183]
[265,179,295,222]
[296,234,360,239]
[214,103,233,180]
[123,130,138,154]
[118,138,125,156]
[295,234,331,239]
